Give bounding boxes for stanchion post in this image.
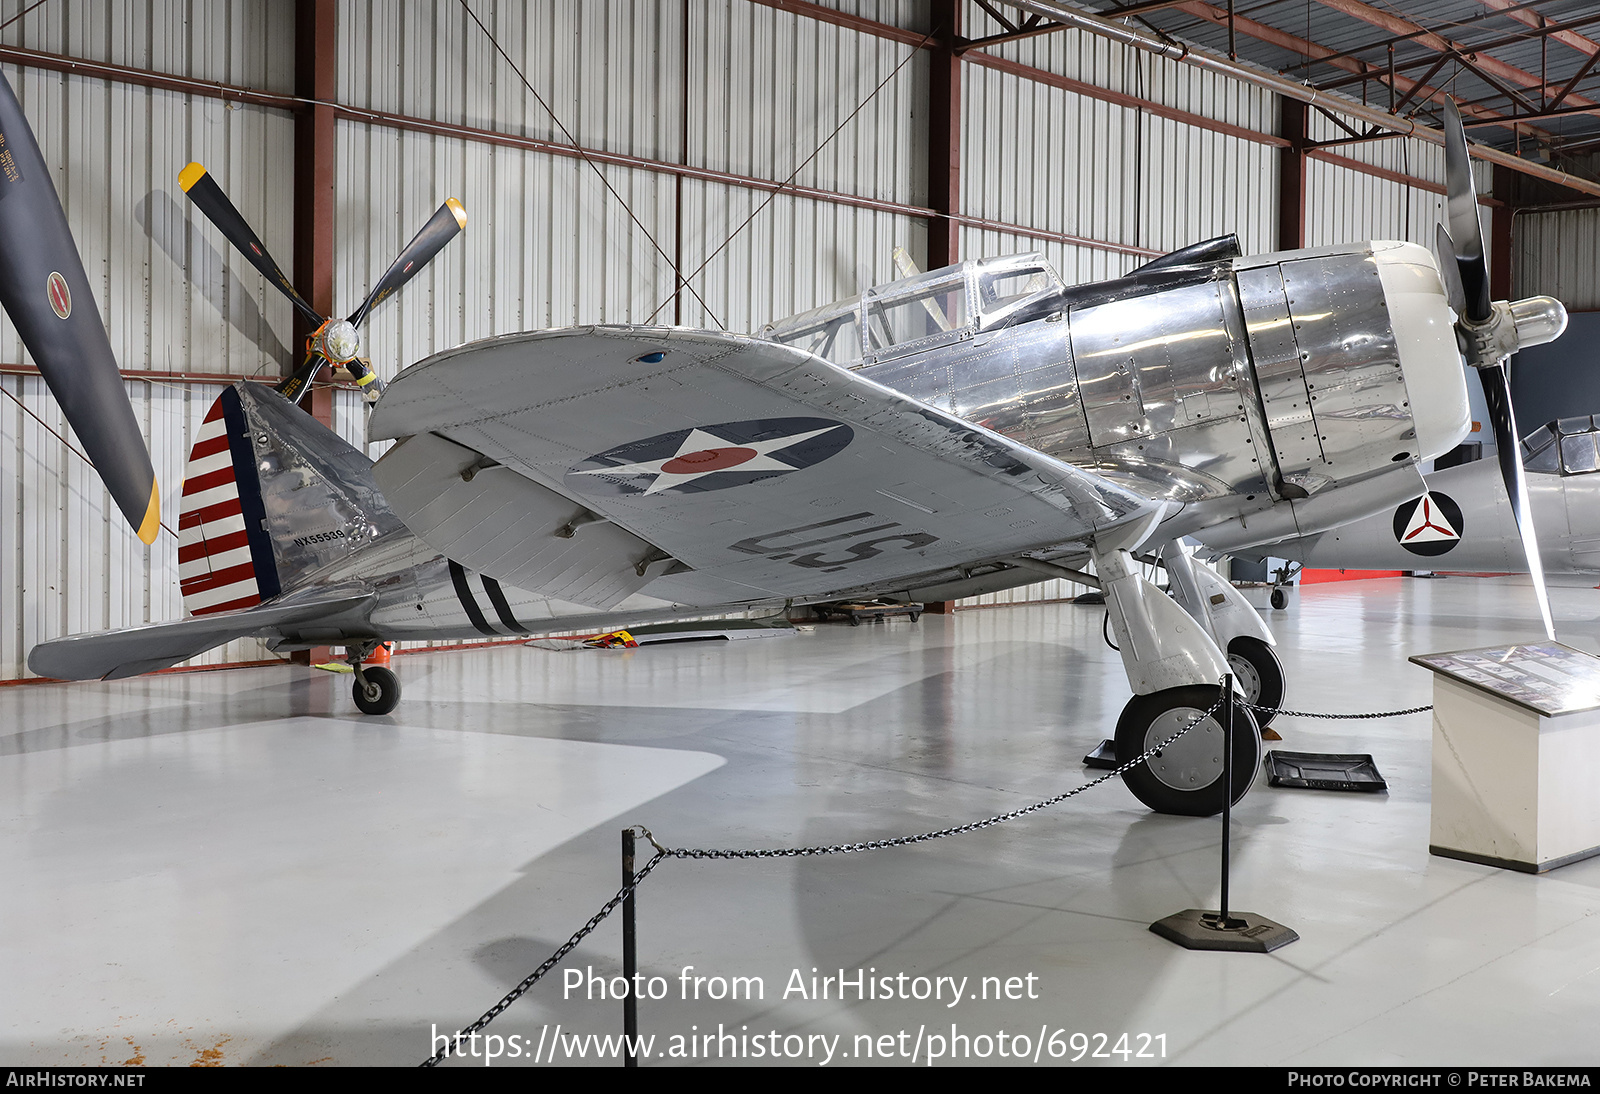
[1218,673,1235,927]
[622,828,639,1067]
[1148,674,1298,952]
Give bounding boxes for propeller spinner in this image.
[1435,99,1568,639]
[178,162,466,406]
[0,71,161,543]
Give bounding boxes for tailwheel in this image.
[352,665,401,715]
[1226,636,1284,729]
[1114,685,1261,816]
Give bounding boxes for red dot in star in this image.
[661,446,757,474]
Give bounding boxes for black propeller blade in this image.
[0,71,160,543]
[346,199,467,328]
[179,162,326,328]
[1438,98,1555,640]
[1479,361,1553,638]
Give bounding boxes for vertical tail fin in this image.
[178,387,281,615]
[178,383,404,617]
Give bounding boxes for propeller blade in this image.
[345,198,467,329]
[1482,362,1555,639]
[1434,223,1467,318]
[178,162,325,328]
[0,71,160,542]
[1441,99,1492,323]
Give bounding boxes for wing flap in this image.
[373,431,664,608]
[370,327,1162,598]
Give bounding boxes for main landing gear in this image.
[1269,562,1301,611]
[347,641,401,715]
[1226,636,1283,728]
[1089,535,1274,816]
[1115,685,1262,816]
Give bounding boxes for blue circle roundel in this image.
[565,417,854,497]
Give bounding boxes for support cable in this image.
[457,0,724,328]
[0,381,176,539]
[644,23,939,325]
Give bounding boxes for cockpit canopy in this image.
[1522,416,1600,477]
[759,252,1063,368]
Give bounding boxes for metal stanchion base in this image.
[1149,908,1298,953]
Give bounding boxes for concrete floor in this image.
[5,574,1600,1067]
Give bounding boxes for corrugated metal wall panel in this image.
[0,0,293,93]
[1517,209,1600,310]
[679,180,927,332]
[1302,112,1498,252]
[962,59,1138,256]
[967,8,1275,138]
[337,121,682,388]
[693,0,922,207]
[0,374,276,678]
[0,53,294,679]
[961,36,1275,276]
[1304,156,1448,250]
[341,0,683,160]
[960,577,1091,609]
[0,66,296,379]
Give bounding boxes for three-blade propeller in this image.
[1435,99,1565,640]
[179,162,466,405]
[0,71,161,543]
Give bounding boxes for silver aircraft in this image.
[1236,417,1600,576]
[26,104,1571,818]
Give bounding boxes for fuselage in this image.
[1254,417,1600,574]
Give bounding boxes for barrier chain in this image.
[421,693,1432,1066]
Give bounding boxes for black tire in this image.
[909,611,921,622]
[1114,685,1261,816]
[1227,636,1284,728]
[1270,588,1287,610]
[352,666,401,715]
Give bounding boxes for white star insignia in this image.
[574,425,844,495]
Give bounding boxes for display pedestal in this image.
[1412,644,1600,874]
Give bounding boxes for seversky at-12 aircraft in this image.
[8,68,1572,815]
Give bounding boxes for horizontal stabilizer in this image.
[28,593,375,681]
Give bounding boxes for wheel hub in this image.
[1144,707,1225,791]
[1227,652,1262,704]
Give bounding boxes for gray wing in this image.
[369,326,1162,606]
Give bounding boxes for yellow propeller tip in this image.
[446,197,467,229]
[136,478,161,545]
[178,162,208,193]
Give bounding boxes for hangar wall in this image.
[1517,208,1600,309]
[0,0,1552,678]
[0,0,295,677]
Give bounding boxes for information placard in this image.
[1409,642,1600,717]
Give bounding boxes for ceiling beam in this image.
[1476,0,1600,62]
[1007,0,1600,195]
[1171,2,1525,129]
[1309,0,1594,109]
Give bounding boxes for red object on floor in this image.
[1299,568,1404,584]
